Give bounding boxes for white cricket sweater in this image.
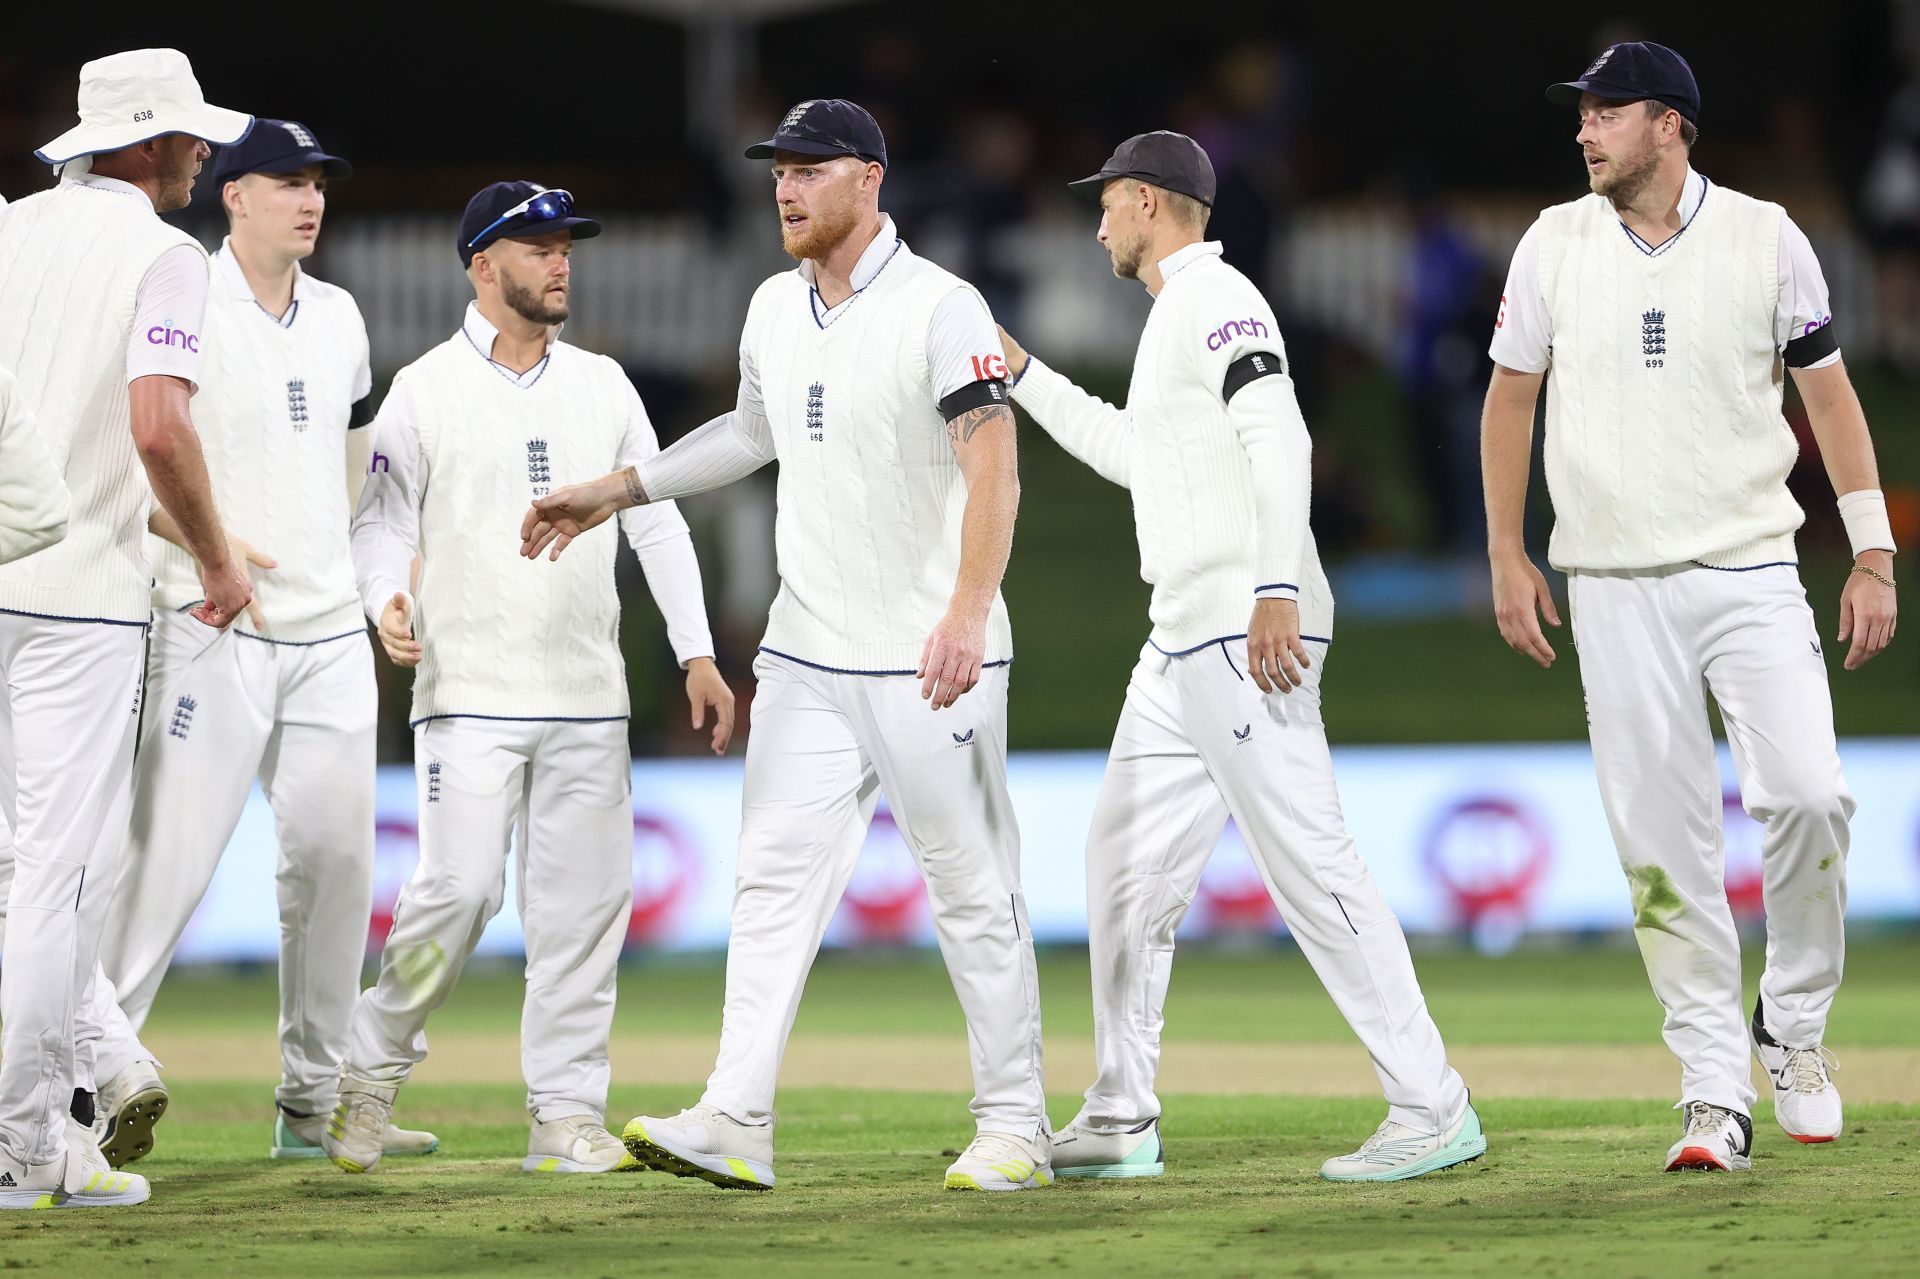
[396,336,636,724]
[0,180,206,623]
[1013,242,1332,653]
[743,243,1013,672]
[0,365,70,566]
[151,244,372,642]
[1538,185,1804,571]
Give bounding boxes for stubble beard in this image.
[1591,139,1660,208]
[502,273,569,326]
[1109,231,1148,281]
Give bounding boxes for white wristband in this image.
[1837,489,1896,557]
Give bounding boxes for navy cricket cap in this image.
[1068,131,1217,207]
[1546,41,1700,125]
[211,118,350,186]
[457,180,601,267]
[745,99,887,167]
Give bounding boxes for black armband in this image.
[937,378,1009,420]
[1222,350,1286,403]
[348,395,374,429]
[1783,322,1838,369]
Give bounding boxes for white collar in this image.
[1616,166,1708,255]
[214,238,312,326]
[461,301,556,387]
[66,170,156,210]
[1156,240,1224,283]
[798,214,901,293]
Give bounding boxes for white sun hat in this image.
[35,48,253,166]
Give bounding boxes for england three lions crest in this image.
[1641,308,1666,368]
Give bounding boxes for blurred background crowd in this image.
[3,0,1915,759]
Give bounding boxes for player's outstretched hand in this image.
[1247,598,1311,694]
[1490,550,1561,667]
[918,607,986,710]
[521,470,635,561]
[378,592,422,667]
[995,324,1030,383]
[194,554,255,631]
[685,657,736,755]
[1838,551,1897,670]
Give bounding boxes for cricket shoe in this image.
[524,1116,638,1173]
[623,1104,774,1190]
[273,1103,439,1160]
[322,1076,399,1174]
[944,1130,1053,1191]
[1665,1101,1753,1171]
[1752,1001,1843,1143]
[1050,1117,1164,1179]
[1,1120,150,1210]
[96,1059,168,1169]
[1320,1103,1487,1182]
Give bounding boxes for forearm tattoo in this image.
[946,404,1012,448]
[621,465,647,506]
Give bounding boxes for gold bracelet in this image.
[1851,563,1896,590]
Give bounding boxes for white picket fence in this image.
[309,204,1881,374]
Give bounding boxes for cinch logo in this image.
[368,451,390,474]
[286,378,309,432]
[1802,311,1832,338]
[1206,318,1269,351]
[147,321,199,352]
[806,382,825,443]
[168,695,197,741]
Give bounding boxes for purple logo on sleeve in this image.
[1802,311,1831,338]
[1206,317,1269,351]
[146,320,199,353]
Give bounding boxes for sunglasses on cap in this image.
[466,188,576,251]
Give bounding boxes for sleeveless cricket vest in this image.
[400,337,631,723]
[0,180,206,623]
[746,244,1014,672]
[1538,184,1802,571]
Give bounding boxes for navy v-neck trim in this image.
[1619,177,1711,258]
[461,326,551,387]
[807,239,906,330]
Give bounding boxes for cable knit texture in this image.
[1013,247,1333,652]
[150,253,370,641]
[0,181,205,622]
[748,247,1013,671]
[403,338,631,723]
[1539,185,1801,571]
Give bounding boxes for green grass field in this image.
[9,939,1918,1276]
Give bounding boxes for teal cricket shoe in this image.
[1051,1117,1164,1179]
[271,1105,440,1161]
[1320,1103,1486,1182]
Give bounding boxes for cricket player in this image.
[1483,43,1895,1171]
[523,100,1050,1192]
[324,181,731,1176]
[82,119,436,1169]
[0,48,253,1209]
[0,367,69,566]
[998,132,1483,1183]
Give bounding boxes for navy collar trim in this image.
[461,325,551,388]
[807,239,906,330]
[1619,176,1711,258]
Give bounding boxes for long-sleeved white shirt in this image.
[351,303,714,669]
[1012,240,1333,651]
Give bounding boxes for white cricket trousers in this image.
[1078,639,1468,1137]
[342,716,632,1122]
[90,610,376,1115]
[1570,563,1853,1116]
[701,652,1046,1141]
[0,613,144,1167]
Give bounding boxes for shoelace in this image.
[1781,1045,1839,1093]
[1355,1119,1418,1154]
[961,1132,1032,1164]
[1681,1100,1724,1137]
[340,1091,389,1137]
